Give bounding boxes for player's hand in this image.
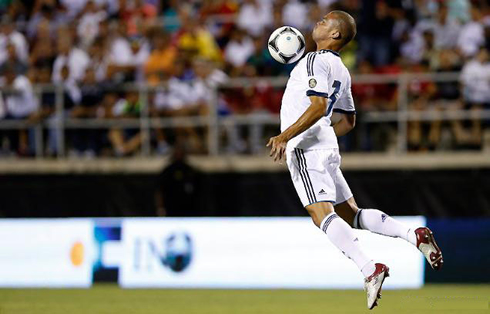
[266,134,287,163]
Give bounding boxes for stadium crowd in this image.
[0,0,489,156]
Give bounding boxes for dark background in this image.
[2,169,490,218]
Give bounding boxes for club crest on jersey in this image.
[309,78,317,88]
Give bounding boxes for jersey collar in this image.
[319,49,340,57]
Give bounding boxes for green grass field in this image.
[1,284,488,314]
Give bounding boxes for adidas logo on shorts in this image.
[318,189,327,195]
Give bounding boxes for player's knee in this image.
[305,202,335,228]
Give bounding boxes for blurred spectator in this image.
[153,59,208,153]
[144,29,176,85]
[0,42,27,76]
[461,47,490,109]
[119,0,158,36]
[177,19,222,63]
[109,92,142,156]
[1,65,38,119]
[47,65,81,155]
[27,0,70,40]
[0,64,38,155]
[282,0,309,30]
[70,67,105,155]
[0,16,28,65]
[406,62,438,151]
[236,0,272,37]
[358,0,395,66]
[161,0,181,33]
[29,35,56,68]
[200,0,238,48]
[60,0,89,19]
[77,1,107,48]
[87,37,109,82]
[107,21,150,83]
[224,28,254,76]
[458,47,490,149]
[457,4,485,58]
[52,34,90,83]
[432,3,461,50]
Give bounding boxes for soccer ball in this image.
[268,26,306,64]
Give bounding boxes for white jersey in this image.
[280,49,355,150]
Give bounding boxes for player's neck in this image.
[315,41,341,53]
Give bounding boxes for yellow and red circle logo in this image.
[70,241,84,267]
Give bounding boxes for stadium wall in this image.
[1,169,490,218]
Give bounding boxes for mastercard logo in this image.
[70,241,84,267]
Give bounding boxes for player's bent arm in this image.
[280,96,327,141]
[333,113,356,137]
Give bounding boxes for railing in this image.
[1,71,489,158]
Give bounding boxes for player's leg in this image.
[333,166,419,244]
[334,167,443,270]
[336,197,417,245]
[287,148,376,277]
[306,201,377,278]
[307,200,389,310]
[288,148,389,309]
[353,202,443,270]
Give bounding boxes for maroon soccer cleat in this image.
[364,263,390,310]
[415,227,443,270]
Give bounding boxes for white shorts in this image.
[286,148,353,207]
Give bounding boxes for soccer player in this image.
[267,11,443,310]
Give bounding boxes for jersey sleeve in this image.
[333,75,356,114]
[304,53,332,98]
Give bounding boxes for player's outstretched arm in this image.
[332,113,356,137]
[267,96,326,162]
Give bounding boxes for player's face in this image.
[312,14,337,42]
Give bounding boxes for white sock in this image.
[320,212,376,278]
[354,209,417,246]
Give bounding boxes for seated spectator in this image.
[406,63,437,151]
[70,67,105,156]
[77,0,108,48]
[0,16,28,66]
[0,65,39,156]
[282,0,308,31]
[52,34,90,83]
[29,35,56,69]
[46,65,81,156]
[144,29,176,85]
[0,42,27,76]
[107,21,150,83]
[118,0,158,36]
[109,92,142,156]
[26,1,70,40]
[456,47,490,149]
[236,0,272,37]
[199,0,238,49]
[161,0,181,34]
[87,36,109,82]
[224,28,254,76]
[177,19,222,63]
[153,59,208,153]
[457,4,485,58]
[432,3,461,50]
